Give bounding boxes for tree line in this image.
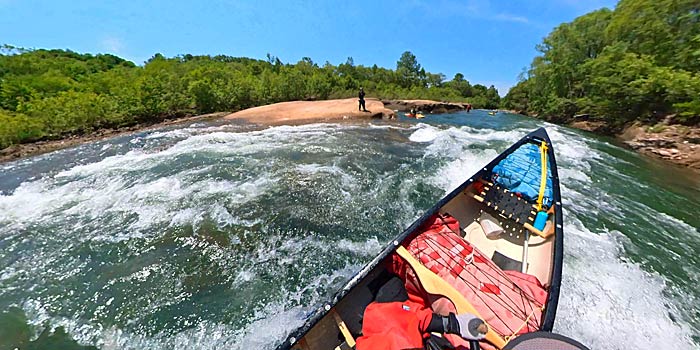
[0,47,500,149]
[503,0,700,128]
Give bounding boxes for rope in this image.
[416,228,544,334]
[504,305,545,343]
[535,141,548,212]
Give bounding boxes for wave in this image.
[2,119,698,349]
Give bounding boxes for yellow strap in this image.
[396,246,507,349]
[332,310,356,348]
[536,141,548,212]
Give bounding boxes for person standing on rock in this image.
[359,87,367,112]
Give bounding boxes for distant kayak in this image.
[406,113,425,119]
[488,111,497,116]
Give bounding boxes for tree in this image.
[426,73,445,88]
[446,73,473,97]
[485,85,500,109]
[396,51,421,88]
[506,0,700,125]
[503,80,530,112]
[0,47,494,150]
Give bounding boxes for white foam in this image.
[543,124,698,348]
[555,217,695,349]
[430,148,499,193]
[4,120,698,350]
[368,123,414,130]
[424,123,698,348]
[336,237,383,256]
[409,123,441,142]
[413,124,527,193]
[295,163,358,194]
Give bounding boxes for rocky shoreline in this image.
[618,123,700,169]
[569,119,700,170]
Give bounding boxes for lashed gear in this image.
[389,213,548,349]
[491,143,553,209]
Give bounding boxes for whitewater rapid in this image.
[0,116,697,349]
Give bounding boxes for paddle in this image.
[395,246,508,349]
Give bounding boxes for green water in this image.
[0,110,698,349]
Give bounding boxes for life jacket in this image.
[355,299,433,350]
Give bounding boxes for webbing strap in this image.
[396,246,507,349]
[535,141,548,212]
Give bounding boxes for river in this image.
[0,110,698,349]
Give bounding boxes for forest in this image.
[503,0,700,128]
[0,47,500,149]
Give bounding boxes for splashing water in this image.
[1,110,698,349]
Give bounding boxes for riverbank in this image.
[1,98,470,163]
[1,98,399,163]
[0,112,228,163]
[568,120,700,170]
[619,123,700,169]
[223,98,472,124]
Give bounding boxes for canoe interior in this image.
[282,128,563,350]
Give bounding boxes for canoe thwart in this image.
[332,310,356,348]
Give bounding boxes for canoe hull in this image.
[277,127,564,350]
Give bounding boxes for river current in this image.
[1,110,698,349]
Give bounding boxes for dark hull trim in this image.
[275,127,563,349]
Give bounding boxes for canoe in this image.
[278,127,564,350]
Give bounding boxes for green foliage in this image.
[396,51,422,88]
[0,109,44,148]
[506,0,700,127]
[0,48,498,149]
[502,80,529,112]
[18,91,121,134]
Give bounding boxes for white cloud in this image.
[404,0,530,25]
[492,13,530,24]
[99,36,125,55]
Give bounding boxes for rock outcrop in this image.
[382,99,468,114]
[620,123,700,170]
[224,98,394,124]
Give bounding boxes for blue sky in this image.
[0,0,617,95]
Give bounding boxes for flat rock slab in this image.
[382,99,468,114]
[224,98,394,124]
